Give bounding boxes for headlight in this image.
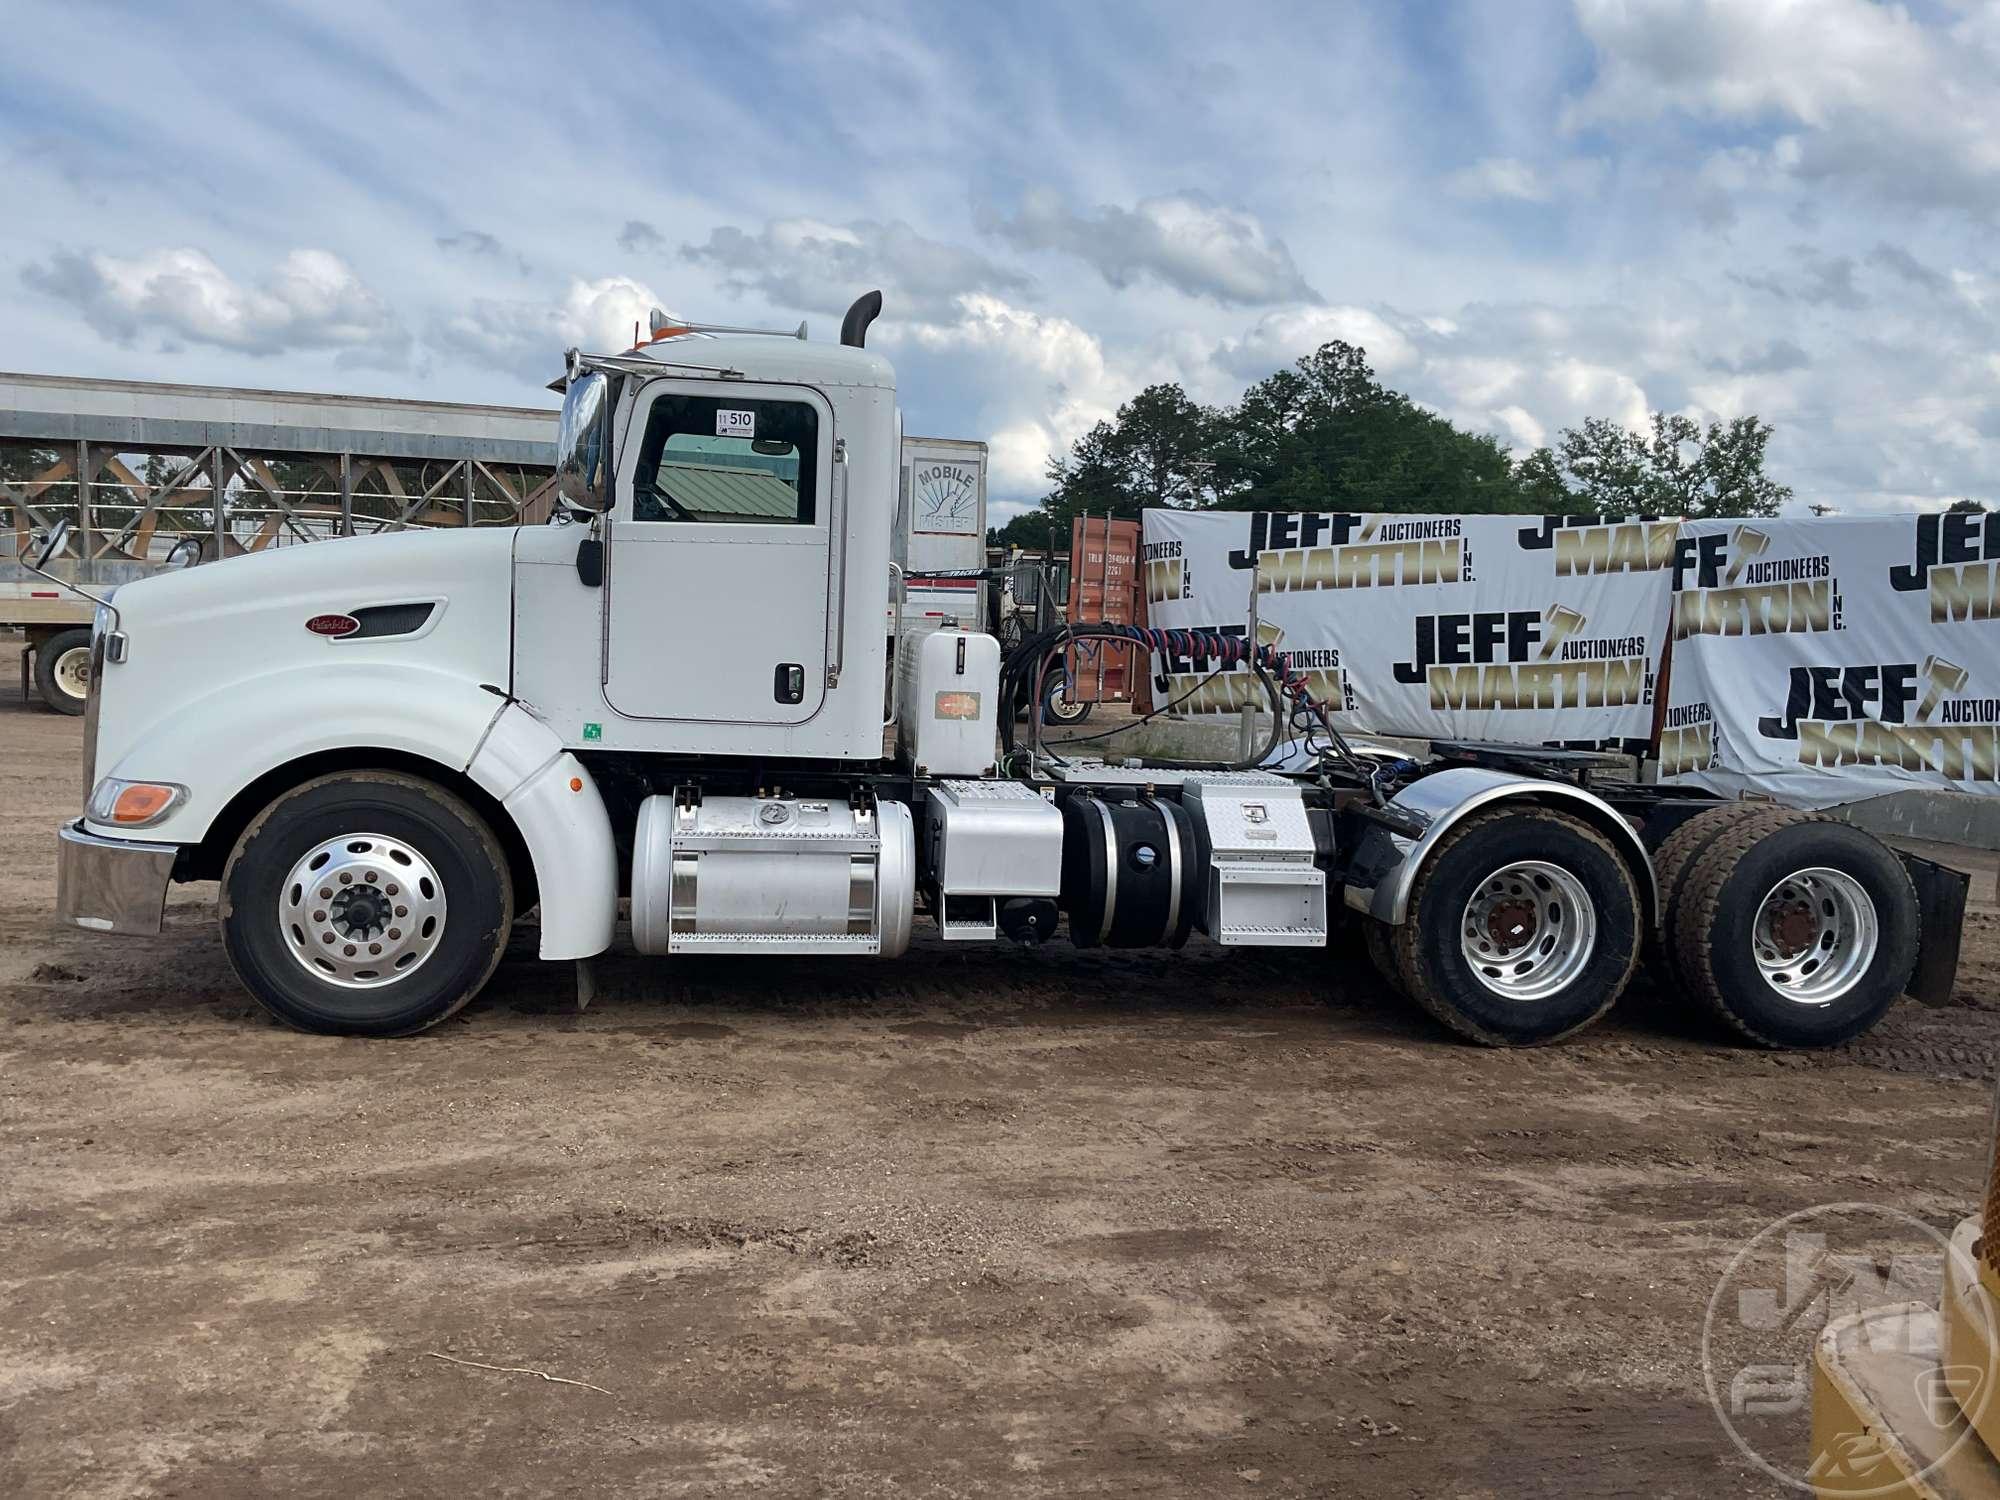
[87,779,188,829]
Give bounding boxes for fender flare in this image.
[465,704,618,961]
[1340,766,1656,928]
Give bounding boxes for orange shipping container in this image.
[1065,516,1143,705]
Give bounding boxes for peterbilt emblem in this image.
[305,613,361,638]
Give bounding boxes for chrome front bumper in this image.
[56,819,177,935]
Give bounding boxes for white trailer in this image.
[895,435,987,638]
[47,294,1968,1051]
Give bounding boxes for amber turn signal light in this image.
[111,784,179,824]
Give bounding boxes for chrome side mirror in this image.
[555,369,611,512]
[31,517,74,570]
[164,536,203,569]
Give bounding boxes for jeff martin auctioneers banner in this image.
[1659,514,2000,806]
[1140,509,1677,749]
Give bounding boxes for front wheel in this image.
[1391,807,1640,1047]
[220,771,513,1036]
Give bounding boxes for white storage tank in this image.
[895,628,1000,777]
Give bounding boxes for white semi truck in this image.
[49,293,1969,1049]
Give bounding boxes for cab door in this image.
[605,380,833,724]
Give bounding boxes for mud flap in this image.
[1900,851,1969,1007]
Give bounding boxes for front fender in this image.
[1340,766,1656,927]
[88,664,513,844]
[90,668,618,963]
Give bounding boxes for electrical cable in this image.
[998,623,1386,796]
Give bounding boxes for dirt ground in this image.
[3,658,1998,1498]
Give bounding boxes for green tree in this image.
[1009,342,1797,530]
[1215,342,1525,513]
[1521,412,1791,519]
[1004,383,1222,545]
[1946,498,1986,514]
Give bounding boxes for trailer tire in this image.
[1650,804,1802,987]
[220,771,514,1037]
[1391,807,1640,1047]
[1672,817,1917,1049]
[1041,668,1093,726]
[35,628,92,715]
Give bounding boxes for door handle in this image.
[774,663,805,704]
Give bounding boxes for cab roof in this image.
[633,333,896,391]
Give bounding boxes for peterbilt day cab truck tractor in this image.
[49,293,1969,1048]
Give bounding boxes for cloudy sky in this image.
[5,0,1997,521]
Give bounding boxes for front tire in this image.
[221,771,513,1036]
[1392,807,1640,1047]
[36,628,91,715]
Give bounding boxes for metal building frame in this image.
[0,372,558,582]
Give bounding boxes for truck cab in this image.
[511,328,901,762]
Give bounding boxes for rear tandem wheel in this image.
[1388,806,1642,1047]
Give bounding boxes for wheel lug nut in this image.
[339,873,352,884]
[343,944,357,956]
[388,928,401,940]
[365,872,378,884]
[322,933,334,944]
[386,885,399,896]
[395,905,407,917]
[369,943,382,955]
[319,887,332,900]
[313,910,326,922]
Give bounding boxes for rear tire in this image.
[1392,807,1640,1047]
[1672,817,1917,1049]
[220,771,513,1037]
[1362,917,1404,996]
[1650,804,1803,987]
[36,628,91,715]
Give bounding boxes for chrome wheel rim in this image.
[54,645,91,700]
[1752,867,1876,1004]
[278,833,447,989]
[1047,679,1086,721]
[1459,860,1597,1002]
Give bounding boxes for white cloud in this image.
[1567,0,2000,207]
[1446,157,1551,202]
[21,246,407,362]
[430,275,659,380]
[1444,156,1608,204]
[988,188,1318,306]
[682,218,1029,323]
[884,293,1133,497]
[1211,305,1417,384]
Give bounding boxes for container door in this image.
[605,381,833,724]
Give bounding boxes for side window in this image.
[630,394,819,525]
